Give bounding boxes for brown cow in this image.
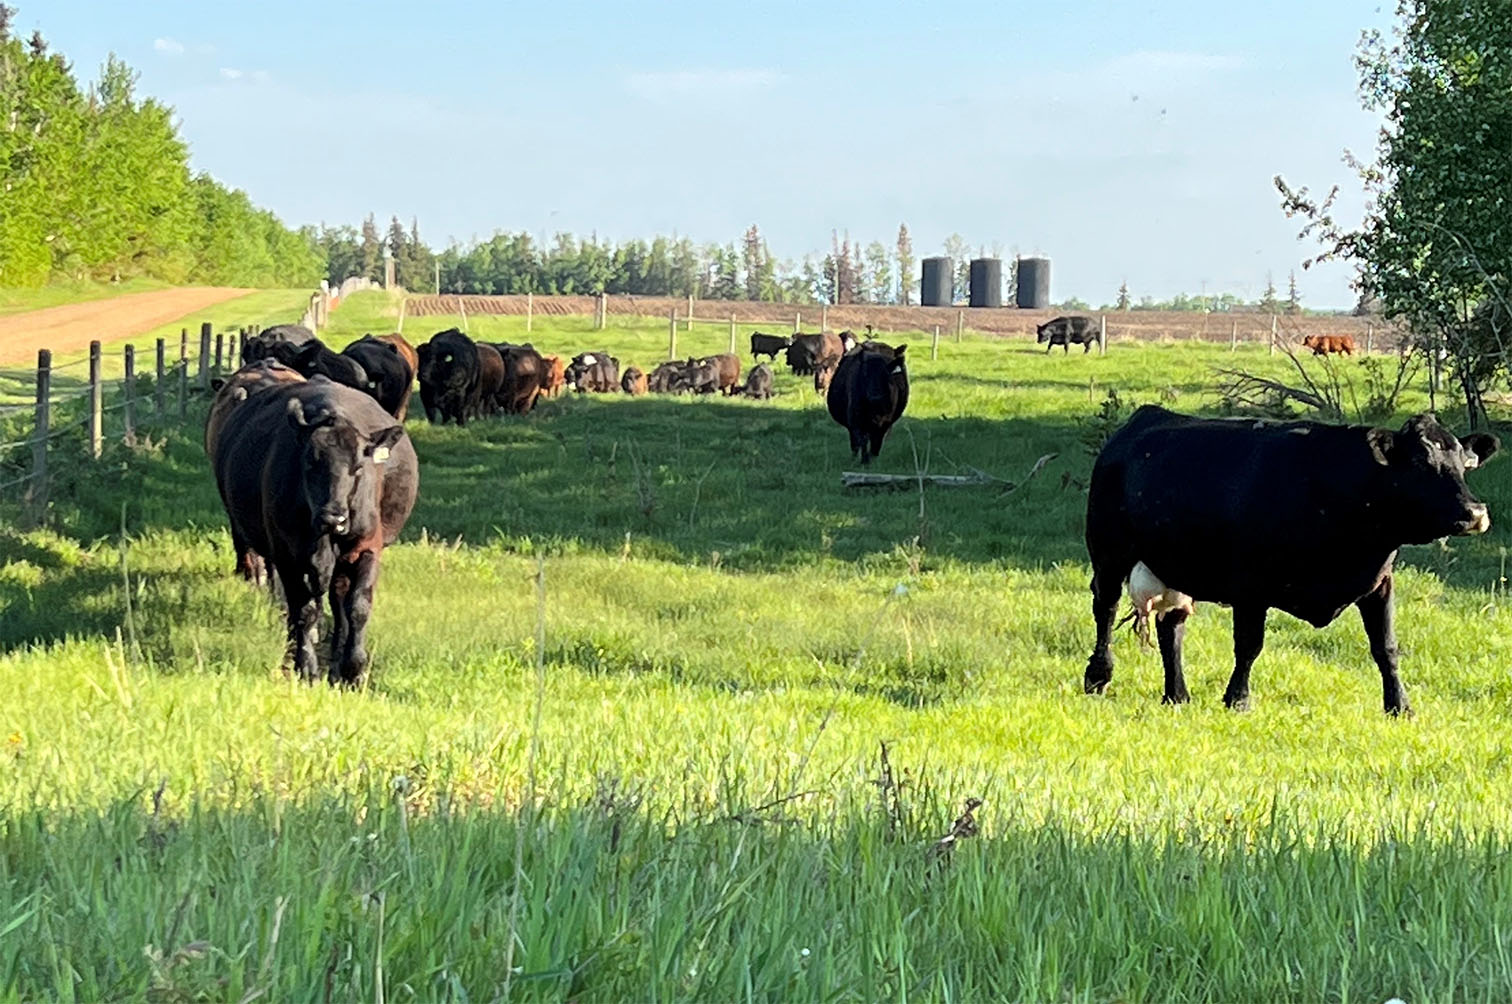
[621,366,649,395]
[375,334,419,419]
[494,343,547,415]
[703,353,742,395]
[541,355,566,397]
[474,343,506,417]
[1302,334,1356,356]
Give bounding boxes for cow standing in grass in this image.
[750,332,790,361]
[341,335,416,419]
[1037,315,1098,353]
[826,343,908,463]
[1302,334,1356,356]
[1084,406,1498,714]
[213,378,418,685]
[417,329,482,425]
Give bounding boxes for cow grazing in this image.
[213,378,419,684]
[703,353,742,395]
[243,324,314,363]
[648,360,693,394]
[1303,334,1356,356]
[474,343,506,417]
[417,329,482,425]
[205,360,308,585]
[826,343,909,464]
[493,343,547,415]
[743,362,775,399]
[621,366,649,395]
[750,331,791,361]
[566,352,620,392]
[341,335,416,419]
[1037,315,1099,353]
[1083,406,1499,714]
[541,354,567,397]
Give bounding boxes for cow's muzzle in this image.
[317,509,351,536]
[1458,503,1491,535]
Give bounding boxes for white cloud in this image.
[153,37,185,56]
[219,67,244,80]
[626,68,782,101]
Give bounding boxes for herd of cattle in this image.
[200,317,1496,715]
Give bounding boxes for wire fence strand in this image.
[0,470,39,492]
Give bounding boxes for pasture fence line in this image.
[0,321,268,527]
[399,293,1399,351]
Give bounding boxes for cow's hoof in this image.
[1223,694,1250,712]
[1385,703,1414,719]
[1160,691,1191,706]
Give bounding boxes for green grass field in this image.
[3,291,1512,1000]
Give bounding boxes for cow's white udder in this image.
[1126,562,1194,642]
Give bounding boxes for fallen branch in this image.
[1214,368,1340,417]
[842,452,1058,494]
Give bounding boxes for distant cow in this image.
[213,378,419,684]
[750,332,791,361]
[703,353,742,394]
[826,342,909,464]
[1037,315,1099,353]
[417,329,482,425]
[243,324,315,363]
[474,343,506,417]
[341,335,416,419]
[263,337,370,392]
[1302,334,1356,356]
[742,363,775,400]
[648,360,693,394]
[493,343,547,415]
[541,355,567,397]
[1084,406,1499,714]
[787,331,854,377]
[566,352,620,393]
[687,359,721,395]
[621,366,649,396]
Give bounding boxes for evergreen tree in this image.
[895,224,915,305]
[1116,280,1131,311]
[1286,269,1301,315]
[1258,273,1280,314]
[360,215,383,281]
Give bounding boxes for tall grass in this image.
[1,301,1510,999]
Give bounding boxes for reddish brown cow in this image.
[621,366,649,395]
[474,343,506,417]
[375,335,420,419]
[541,355,567,397]
[1302,334,1356,356]
[703,353,742,395]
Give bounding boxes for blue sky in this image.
[35,1,1394,307]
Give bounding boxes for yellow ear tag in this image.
[373,446,390,464]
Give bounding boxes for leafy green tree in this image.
[895,224,915,305]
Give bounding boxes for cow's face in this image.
[1370,414,1500,541]
[1036,323,1050,343]
[287,399,404,538]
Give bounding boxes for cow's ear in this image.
[210,377,226,391]
[368,425,404,463]
[1367,426,1397,466]
[1462,432,1500,470]
[894,344,907,360]
[286,397,310,428]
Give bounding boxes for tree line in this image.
[0,8,322,288]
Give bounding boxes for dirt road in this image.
[0,286,253,365]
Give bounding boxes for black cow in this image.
[648,360,693,394]
[341,335,415,419]
[243,324,315,363]
[743,362,775,400]
[213,378,418,684]
[1037,315,1099,353]
[417,329,482,425]
[1083,406,1499,715]
[263,337,370,393]
[686,358,720,395]
[826,343,909,464]
[566,352,620,393]
[750,331,791,361]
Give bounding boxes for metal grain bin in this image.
[969,258,1003,308]
[921,257,952,306]
[1016,257,1050,309]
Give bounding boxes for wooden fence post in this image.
[686,293,694,332]
[238,327,248,367]
[794,312,801,334]
[123,345,136,445]
[957,309,964,343]
[154,338,166,422]
[1366,323,1374,354]
[821,304,828,333]
[526,291,533,333]
[729,315,737,354]
[397,296,407,334]
[25,348,50,525]
[198,322,212,389]
[931,325,940,361]
[668,309,678,360]
[1269,315,1277,356]
[178,330,188,420]
[88,340,102,459]
[1230,320,1238,352]
[214,333,224,376]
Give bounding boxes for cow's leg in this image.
[1156,609,1191,705]
[1045,342,1053,354]
[1223,606,1267,710]
[328,564,351,682]
[279,566,323,682]
[851,426,868,463]
[870,430,886,460]
[1083,563,1129,694]
[1357,574,1410,715]
[334,550,380,685]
